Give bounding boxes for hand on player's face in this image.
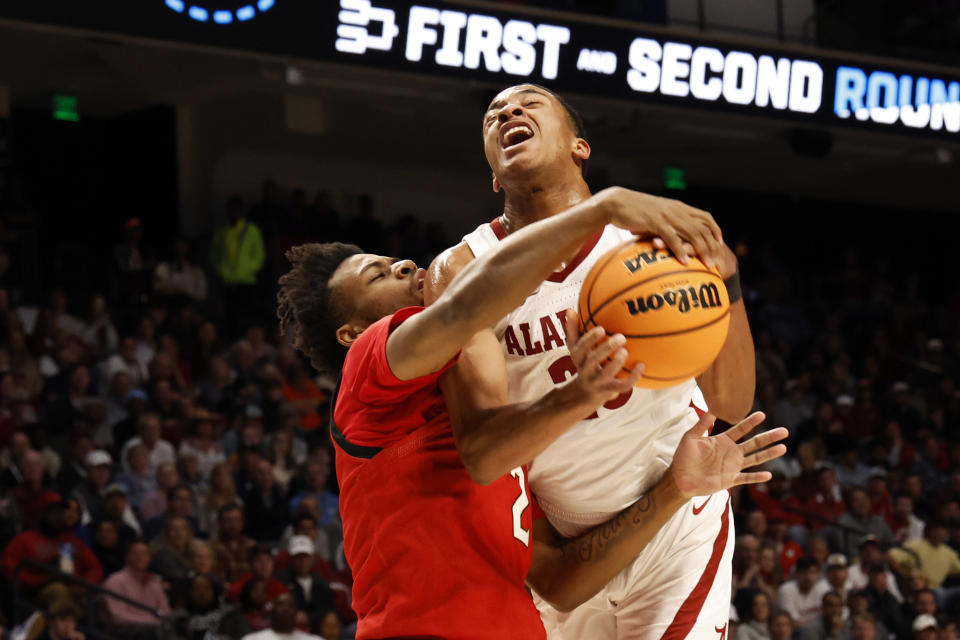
[563,310,643,403]
[667,411,788,500]
[600,187,723,268]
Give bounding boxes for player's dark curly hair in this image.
[277,242,363,374]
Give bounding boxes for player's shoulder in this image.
[424,242,476,302]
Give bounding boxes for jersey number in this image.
[547,355,632,418]
[510,467,530,547]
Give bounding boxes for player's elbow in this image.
[528,580,583,613]
[458,448,500,486]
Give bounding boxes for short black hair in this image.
[277,242,364,373]
[795,556,820,572]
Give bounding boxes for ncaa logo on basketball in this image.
[625,283,723,315]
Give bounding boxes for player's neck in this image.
[500,179,592,233]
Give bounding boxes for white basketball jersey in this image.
[463,219,707,537]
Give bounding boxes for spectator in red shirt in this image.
[804,467,845,530]
[226,544,289,603]
[2,493,102,595]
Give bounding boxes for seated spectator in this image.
[736,588,774,640]
[202,462,241,537]
[243,459,289,543]
[36,598,86,640]
[902,588,938,625]
[831,487,896,558]
[805,468,846,531]
[91,520,126,576]
[139,462,179,524]
[218,577,270,638]
[847,535,903,602]
[101,370,133,444]
[798,591,846,640]
[104,337,148,389]
[889,520,960,609]
[150,514,194,584]
[834,442,877,489]
[186,539,224,587]
[817,554,851,608]
[176,574,224,640]
[913,614,939,640]
[176,451,205,502]
[55,433,93,496]
[318,609,345,640]
[267,429,297,494]
[278,536,336,625]
[865,472,893,526]
[70,450,113,526]
[143,484,198,540]
[120,413,175,477]
[862,563,906,638]
[278,511,331,565]
[849,612,879,640]
[778,556,831,627]
[103,540,170,635]
[227,544,289,603]
[115,444,156,510]
[81,293,118,359]
[769,611,795,640]
[99,483,142,542]
[178,407,225,480]
[891,492,925,544]
[280,360,325,433]
[112,390,151,453]
[288,455,340,548]
[2,494,102,596]
[14,449,60,531]
[241,591,322,640]
[210,503,256,583]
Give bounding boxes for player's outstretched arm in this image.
[526,412,787,612]
[389,188,723,381]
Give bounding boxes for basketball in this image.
[578,239,731,389]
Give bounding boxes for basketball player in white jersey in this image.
[425,85,756,639]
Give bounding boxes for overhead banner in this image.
[3,0,958,137]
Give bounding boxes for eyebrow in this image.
[485,88,549,115]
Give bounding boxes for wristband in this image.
[724,266,742,304]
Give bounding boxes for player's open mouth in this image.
[501,123,534,149]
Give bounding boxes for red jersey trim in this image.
[488,218,604,284]
[661,496,731,640]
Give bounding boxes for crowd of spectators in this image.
[0,177,957,640]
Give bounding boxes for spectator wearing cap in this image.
[102,539,170,632]
[178,407,226,480]
[798,591,847,640]
[243,459,290,543]
[2,493,102,594]
[115,444,155,510]
[847,535,904,603]
[831,487,897,559]
[890,520,960,610]
[15,449,61,531]
[120,413,175,477]
[71,450,113,526]
[279,535,336,625]
[913,613,939,640]
[778,556,832,627]
[862,562,907,637]
[210,503,256,583]
[817,554,851,608]
[226,544,290,603]
[892,492,927,544]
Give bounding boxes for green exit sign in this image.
[52,94,79,122]
[664,166,686,190]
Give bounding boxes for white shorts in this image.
[533,489,734,640]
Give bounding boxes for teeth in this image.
[505,125,533,145]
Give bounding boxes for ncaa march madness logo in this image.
[162,0,277,24]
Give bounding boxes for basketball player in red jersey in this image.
[278,193,786,639]
[425,85,759,639]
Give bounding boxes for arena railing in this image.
[11,559,176,640]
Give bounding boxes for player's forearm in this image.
[436,198,610,338]
[457,382,599,485]
[697,301,755,422]
[527,475,688,612]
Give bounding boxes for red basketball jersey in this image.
[332,307,545,640]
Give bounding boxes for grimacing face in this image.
[331,254,425,345]
[482,85,588,189]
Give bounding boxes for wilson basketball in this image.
[578,239,731,389]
